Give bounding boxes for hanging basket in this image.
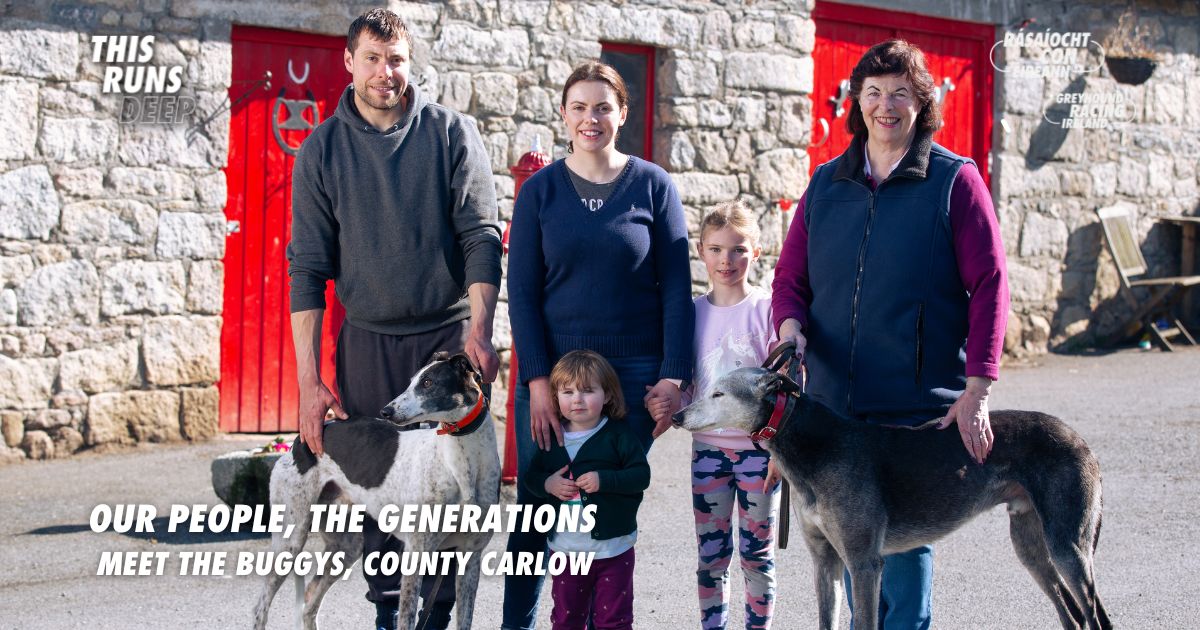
[1105,56,1157,85]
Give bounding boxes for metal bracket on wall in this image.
[186,71,272,142]
[829,78,851,119]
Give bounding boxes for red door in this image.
[810,2,994,185]
[220,26,348,433]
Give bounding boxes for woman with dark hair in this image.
[503,61,694,629]
[772,40,1009,629]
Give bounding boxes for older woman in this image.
[772,40,1009,629]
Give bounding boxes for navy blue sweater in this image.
[507,157,694,382]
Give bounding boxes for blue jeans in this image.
[500,354,659,630]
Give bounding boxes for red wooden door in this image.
[810,2,994,185]
[221,26,348,433]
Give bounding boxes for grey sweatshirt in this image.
[286,83,501,335]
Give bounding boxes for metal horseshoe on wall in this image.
[812,117,831,147]
[829,78,851,119]
[272,88,320,156]
[287,59,309,85]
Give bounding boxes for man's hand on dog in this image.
[298,381,348,457]
[464,331,500,383]
[545,465,579,501]
[529,378,564,450]
[936,376,994,464]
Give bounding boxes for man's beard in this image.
[355,82,404,111]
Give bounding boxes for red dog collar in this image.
[437,393,486,436]
[751,391,789,442]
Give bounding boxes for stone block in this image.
[87,390,181,445]
[733,96,767,130]
[752,149,809,199]
[109,167,194,200]
[701,10,732,48]
[101,261,186,317]
[439,71,473,112]
[0,79,38,160]
[661,55,719,97]
[59,341,139,394]
[1115,161,1147,197]
[1005,74,1044,116]
[473,72,519,116]
[572,5,700,49]
[187,260,223,314]
[0,23,79,81]
[1,290,15,326]
[483,131,510,173]
[187,39,232,90]
[211,450,282,507]
[726,53,812,93]
[0,445,27,464]
[734,20,775,48]
[39,117,119,164]
[433,25,529,69]
[0,356,56,409]
[778,96,810,145]
[1019,213,1069,258]
[0,166,60,240]
[21,430,54,460]
[1090,162,1118,198]
[181,386,219,440]
[661,131,695,172]
[17,260,100,327]
[670,173,740,205]
[1007,262,1051,303]
[53,426,85,457]
[693,131,730,172]
[118,123,224,168]
[2,411,24,448]
[143,316,221,386]
[776,15,815,53]
[499,0,550,27]
[27,409,71,431]
[156,212,226,259]
[697,100,733,128]
[60,200,158,246]
[54,168,105,198]
[516,86,556,122]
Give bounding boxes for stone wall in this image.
[0,8,232,462]
[989,1,1200,353]
[0,0,815,461]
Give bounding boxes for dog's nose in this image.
[379,405,393,419]
[671,410,685,426]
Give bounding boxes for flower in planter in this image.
[252,436,291,454]
[1102,8,1161,85]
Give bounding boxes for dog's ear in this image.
[753,370,784,399]
[431,351,452,364]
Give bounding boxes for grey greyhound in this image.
[672,365,1111,630]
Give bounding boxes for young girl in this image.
[652,201,780,629]
[524,350,651,630]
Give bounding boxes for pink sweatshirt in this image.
[689,287,777,450]
[772,162,1008,380]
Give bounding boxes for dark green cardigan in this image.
[523,419,650,540]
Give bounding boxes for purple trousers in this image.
[550,547,636,630]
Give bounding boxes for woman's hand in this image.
[644,387,674,423]
[644,379,682,438]
[763,459,783,493]
[936,376,994,464]
[529,377,563,450]
[575,471,600,493]
[544,465,578,501]
[776,318,808,361]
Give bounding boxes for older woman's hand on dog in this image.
[529,377,564,450]
[936,376,994,464]
[775,318,807,362]
[545,465,579,501]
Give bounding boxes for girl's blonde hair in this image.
[549,350,626,420]
[699,200,761,246]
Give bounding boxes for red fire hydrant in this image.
[501,141,552,484]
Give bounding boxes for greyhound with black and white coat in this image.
[252,353,501,630]
[672,365,1111,630]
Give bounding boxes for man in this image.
[286,9,501,630]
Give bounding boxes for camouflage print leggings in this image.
[691,444,779,630]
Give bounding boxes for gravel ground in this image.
[0,347,1196,629]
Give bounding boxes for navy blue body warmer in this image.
[803,135,972,419]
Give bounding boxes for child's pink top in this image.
[690,286,776,450]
